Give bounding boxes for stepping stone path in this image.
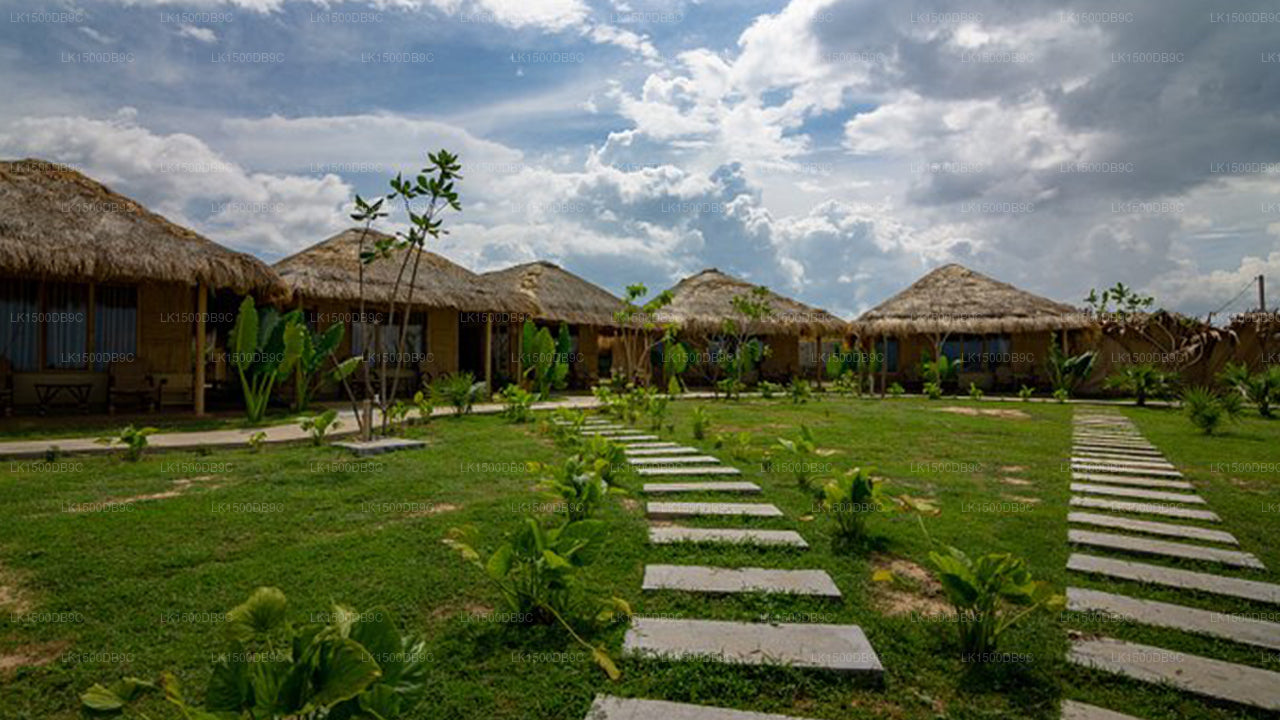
[1063,411,1277,712]
[587,696,819,720]
[643,481,761,495]
[569,412,883,718]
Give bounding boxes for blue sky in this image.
[2,0,1279,320]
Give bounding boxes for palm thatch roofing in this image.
[0,158,287,298]
[655,269,848,336]
[274,228,529,312]
[481,261,624,326]
[852,263,1093,336]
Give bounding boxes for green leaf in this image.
[205,654,253,712]
[227,586,289,640]
[542,549,571,569]
[592,646,621,681]
[231,297,259,372]
[486,544,514,579]
[309,638,383,709]
[81,684,127,712]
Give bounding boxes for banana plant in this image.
[442,518,630,679]
[1045,341,1096,399]
[294,320,360,411]
[521,320,571,399]
[820,468,937,543]
[82,587,430,719]
[232,297,303,423]
[662,333,691,395]
[929,547,1064,656]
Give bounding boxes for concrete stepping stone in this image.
[1070,483,1203,504]
[613,435,660,441]
[1071,462,1182,479]
[1067,587,1280,651]
[585,696,820,720]
[1074,430,1144,438]
[1073,434,1151,444]
[1067,553,1280,604]
[1068,512,1237,544]
[644,481,762,494]
[581,429,632,435]
[626,447,701,456]
[649,526,808,548]
[1072,444,1164,457]
[643,564,841,598]
[1071,455,1175,470]
[623,617,883,676]
[625,442,681,449]
[638,466,741,477]
[630,455,723,465]
[1068,636,1280,711]
[1060,700,1143,720]
[647,502,784,520]
[1071,472,1192,490]
[1068,529,1265,569]
[1070,496,1220,522]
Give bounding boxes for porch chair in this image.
[108,361,164,414]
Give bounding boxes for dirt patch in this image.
[0,565,33,616]
[869,555,953,619]
[406,503,460,517]
[1001,477,1032,486]
[66,475,223,511]
[934,406,1031,420]
[1003,494,1041,505]
[1000,466,1026,473]
[428,602,493,622]
[619,498,641,513]
[0,641,69,673]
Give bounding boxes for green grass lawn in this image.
[1,397,1277,719]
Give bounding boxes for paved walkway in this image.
[1063,410,1280,715]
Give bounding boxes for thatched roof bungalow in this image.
[0,158,286,414]
[851,264,1094,391]
[481,261,625,388]
[655,269,849,383]
[274,228,530,391]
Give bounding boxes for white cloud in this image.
[177,24,219,43]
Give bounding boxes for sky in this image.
[2,0,1278,321]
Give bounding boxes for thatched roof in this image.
[0,158,287,298]
[852,263,1092,336]
[275,228,526,312]
[655,269,848,336]
[481,261,623,326]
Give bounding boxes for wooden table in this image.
[34,381,94,415]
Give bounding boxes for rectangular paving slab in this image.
[623,618,883,675]
[1067,512,1237,544]
[1070,496,1220,522]
[1073,434,1153,445]
[1070,483,1203,504]
[1068,529,1265,569]
[1067,587,1280,651]
[1068,636,1280,711]
[638,466,742,477]
[649,526,808,547]
[1060,701,1143,720]
[624,442,682,449]
[1067,553,1280,604]
[644,481,762,494]
[1072,444,1164,457]
[643,565,841,598]
[647,502,784,520]
[1071,455,1175,470]
[625,447,701,456]
[613,435,661,441]
[585,696,821,720]
[1071,462,1182,479]
[630,455,724,465]
[1071,472,1192,490]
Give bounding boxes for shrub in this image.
[82,587,430,719]
[714,431,753,461]
[246,431,267,453]
[773,425,822,490]
[758,380,782,399]
[579,435,631,490]
[1052,388,1069,403]
[531,456,611,521]
[1182,386,1241,435]
[968,382,984,401]
[888,382,905,398]
[1218,362,1280,418]
[95,425,157,462]
[929,547,1063,657]
[443,519,629,678]
[496,384,536,423]
[820,468,936,543]
[1105,364,1175,406]
[645,393,670,430]
[1018,385,1034,401]
[299,408,341,446]
[1046,342,1096,400]
[787,377,812,404]
[546,408,587,448]
[386,400,412,434]
[923,381,943,400]
[412,390,434,424]
[691,406,711,440]
[431,372,487,416]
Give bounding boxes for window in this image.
[987,335,1012,367]
[876,337,899,372]
[45,282,87,369]
[94,285,137,370]
[941,338,962,362]
[963,336,983,368]
[351,311,425,364]
[0,279,38,371]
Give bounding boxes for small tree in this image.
[1105,364,1175,407]
[521,320,571,399]
[613,284,676,386]
[1218,362,1280,418]
[711,286,773,398]
[1045,340,1096,400]
[230,297,303,423]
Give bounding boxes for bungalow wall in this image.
[872,330,1068,391]
[1,276,199,410]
